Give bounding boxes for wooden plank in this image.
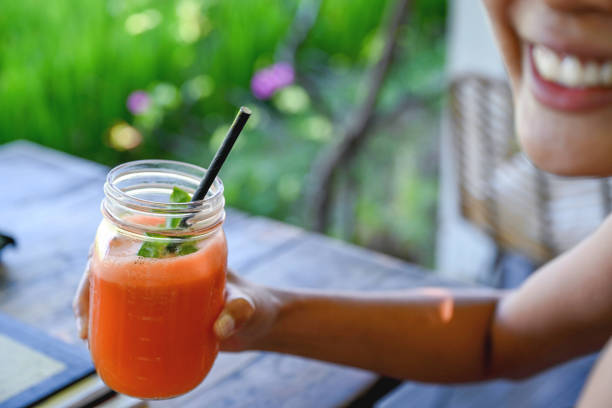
[227,216,304,271]
[376,354,597,408]
[241,232,461,290]
[375,382,452,408]
[223,208,253,234]
[0,140,108,176]
[0,141,107,210]
[152,354,373,408]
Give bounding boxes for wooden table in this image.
[0,141,596,407]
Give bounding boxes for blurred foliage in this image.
[0,0,446,266]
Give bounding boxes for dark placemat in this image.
[0,313,94,408]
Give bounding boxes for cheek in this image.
[515,90,557,168]
[481,0,523,85]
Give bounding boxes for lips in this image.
[527,44,612,112]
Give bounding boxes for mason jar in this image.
[88,160,227,399]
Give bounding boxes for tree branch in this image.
[307,0,413,232]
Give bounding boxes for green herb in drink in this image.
[176,243,198,256]
[137,187,198,258]
[166,186,191,229]
[137,233,169,258]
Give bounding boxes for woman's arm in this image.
[252,287,501,382]
[489,215,612,379]
[216,216,612,382]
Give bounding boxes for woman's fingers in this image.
[214,270,279,351]
[214,284,255,340]
[73,254,92,340]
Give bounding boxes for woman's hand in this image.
[214,271,280,352]
[72,246,92,340]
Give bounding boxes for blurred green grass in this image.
[0,0,446,265]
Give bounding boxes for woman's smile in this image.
[528,43,612,111]
[483,0,612,176]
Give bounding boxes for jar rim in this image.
[102,159,225,237]
[105,159,224,213]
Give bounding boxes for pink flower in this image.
[250,62,295,100]
[126,90,151,115]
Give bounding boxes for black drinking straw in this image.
[180,106,251,227]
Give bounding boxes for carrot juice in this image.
[89,160,229,399]
[89,225,226,399]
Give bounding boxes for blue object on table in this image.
[0,313,94,408]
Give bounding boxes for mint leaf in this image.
[138,233,169,258]
[138,187,197,258]
[166,186,191,229]
[137,241,166,258]
[170,186,191,203]
[177,243,198,256]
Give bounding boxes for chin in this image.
[511,42,612,178]
[515,85,612,177]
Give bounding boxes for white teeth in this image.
[533,46,560,80]
[583,62,600,86]
[532,44,612,88]
[559,56,583,87]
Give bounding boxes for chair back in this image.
[450,75,612,263]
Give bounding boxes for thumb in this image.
[214,285,255,340]
[73,260,91,340]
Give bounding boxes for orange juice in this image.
[89,225,227,399]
